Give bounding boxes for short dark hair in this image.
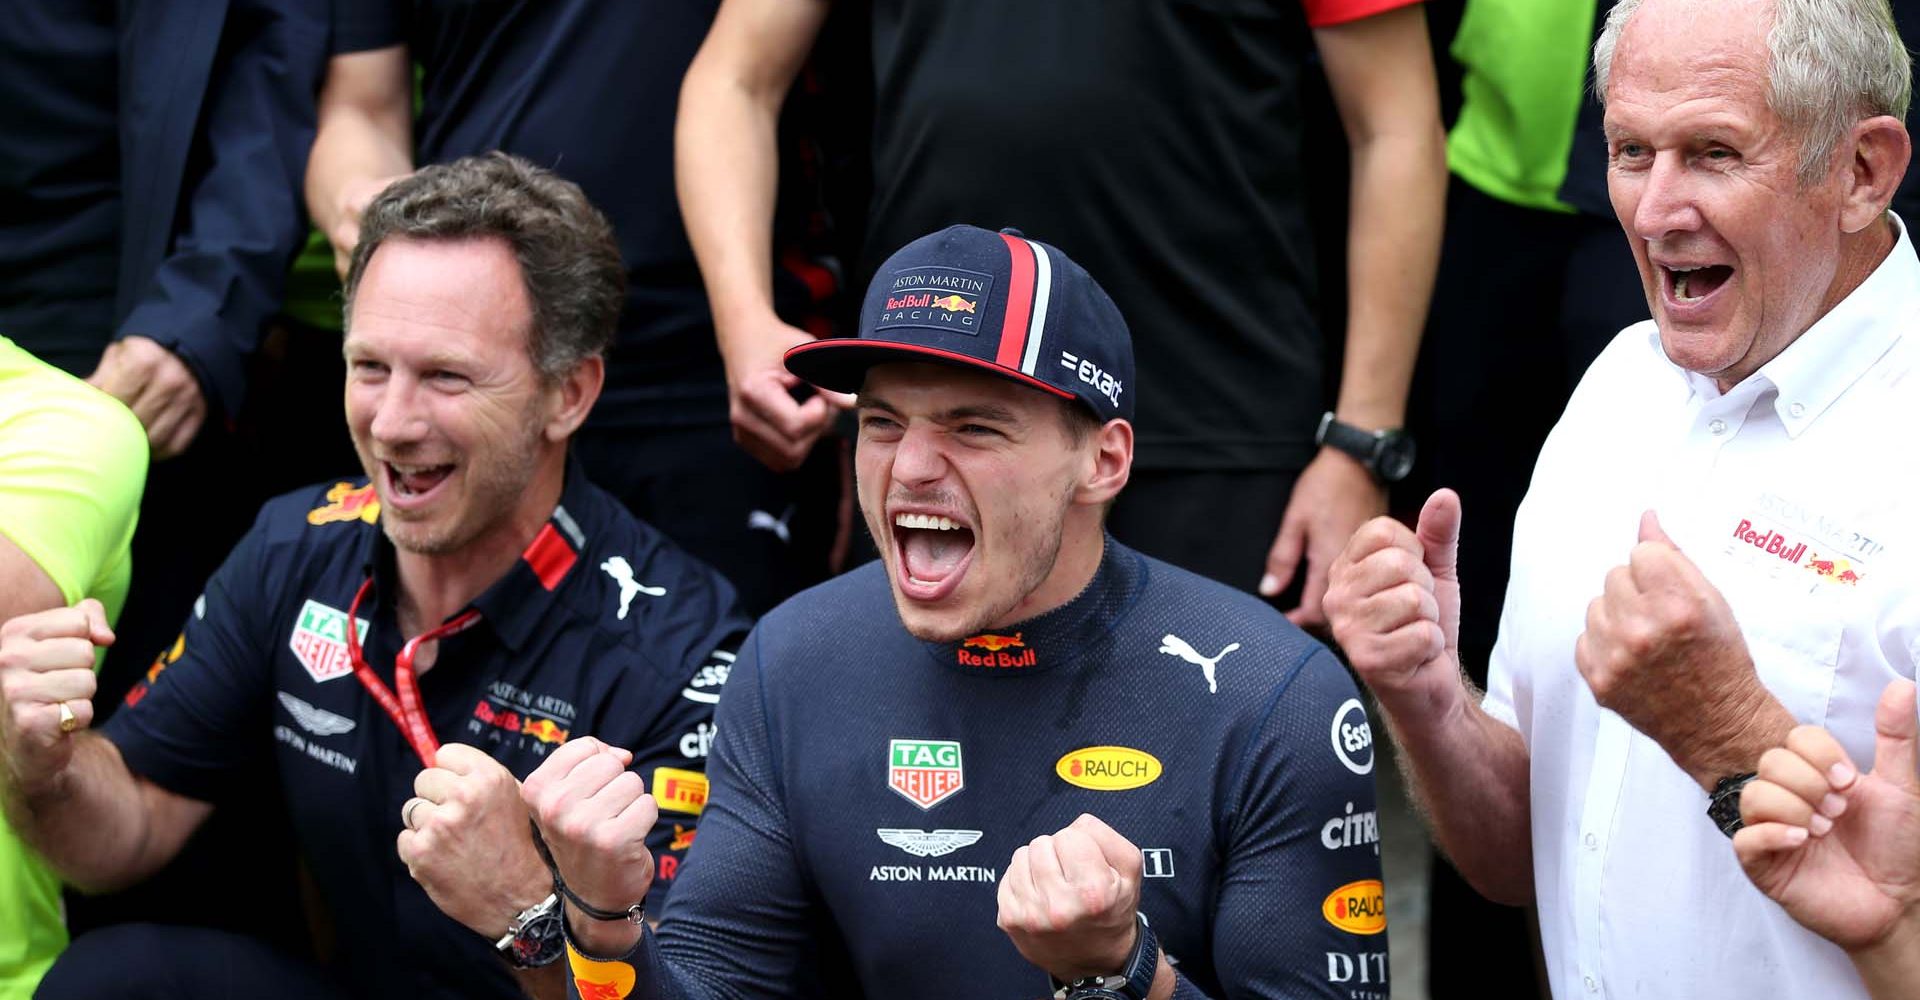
[1058,399,1103,447]
[342,152,626,379]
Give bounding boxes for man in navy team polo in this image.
[0,154,749,1000]
[521,225,1391,1000]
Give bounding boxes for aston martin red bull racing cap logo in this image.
[878,267,993,334]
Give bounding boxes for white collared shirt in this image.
[1486,215,1920,999]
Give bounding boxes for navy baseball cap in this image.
[785,225,1135,422]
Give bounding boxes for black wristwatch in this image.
[1708,772,1758,838]
[1049,912,1159,1000]
[1315,412,1416,484]
[496,893,566,969]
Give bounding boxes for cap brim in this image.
[784,340,1076,402]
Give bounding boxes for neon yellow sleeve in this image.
[0,366,148,620]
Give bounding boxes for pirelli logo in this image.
[652,766,708,815]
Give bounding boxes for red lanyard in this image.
[343,577,482,768]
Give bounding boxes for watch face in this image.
[509,911,567,968]
[1376,434,1416,483]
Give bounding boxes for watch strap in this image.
[1708,772,1759,837]
[1050,912,1159,1000]
[529,819,648,924]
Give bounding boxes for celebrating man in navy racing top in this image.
[0,154,749,1000]
[521,225,1389,1000]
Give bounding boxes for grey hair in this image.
[1593,0,1912,182]
[343,152,626,380]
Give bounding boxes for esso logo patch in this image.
[1330,698,1374,775]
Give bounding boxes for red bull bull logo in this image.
[929,294,976,313]
[307,481,381,526]
[1807,555,1862,586]
[963,632,1024,652]
[670,825,697,851]
[522,717,570,745]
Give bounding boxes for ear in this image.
[1074,418,1133,507]
[543,355,605,442]
[1837,115,1910,234]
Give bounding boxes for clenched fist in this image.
[1574,511,1787,786]
[397,743,548,938]
[0,601,113,797]
[521,736,654,956]
[996,814,1161,987]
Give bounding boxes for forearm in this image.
[674,54,787,346]
[1334,123,1446,429]
[1671,686,1797,792]
[3,735,192,892]
[1382,680,1534,904]
[305,47,412,249]
[1852,910,1920,1000]
[513,961,567,1000]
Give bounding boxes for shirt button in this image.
[1789,402,1806,418]
[1708,418,1728,435]
[1585,975,1599,993]
[1584,833,1598,850]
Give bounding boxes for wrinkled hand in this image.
[717,312,854,472]
[1736,680,1920,951]
[396,743,549,938]
[1575,511,1777,782]
[0,601,113,797]
[996,814,1146,981]
[522,736,653,955]
[1326,489,1462,712]
[1263,449,1388,628]
[327,172,411,278]
[86,336,206,459]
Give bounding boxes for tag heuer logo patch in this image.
[289,599,369,684]
[888,738,964,809]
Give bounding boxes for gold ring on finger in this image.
[57,701,78,734]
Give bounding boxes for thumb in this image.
[1415,489,1462,583]
[77,599,115,647]
[1871,679,1920,793]
[1639,509,1675,548]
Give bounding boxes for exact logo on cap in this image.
[877,266,995,336]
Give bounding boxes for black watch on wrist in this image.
[496,892,566,969]
[1708,772,1758,838]
[1049,912,1160,1000]
[1315,412,1416,484]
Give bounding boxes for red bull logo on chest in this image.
[1731,518,1808,565]
[957,632,1037,668]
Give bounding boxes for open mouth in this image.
[892,511,977,600]
[1665,264,1734,303]
[384,461,454,505]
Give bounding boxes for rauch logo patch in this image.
[1322,879,1387,935]
[1055,746,1162,791]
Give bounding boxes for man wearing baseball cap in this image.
[519,226,1390,1000]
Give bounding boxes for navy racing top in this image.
[104,461,751,999]
[563,539,1390,1000]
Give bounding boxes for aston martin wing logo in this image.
[278,692,357,737]
[876,828,984,858]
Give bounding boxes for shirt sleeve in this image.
[116,0,329,421]
[1301,0,1421,29]
[1185,646,1390,999]
[331,0,403,54]
[562,626,822,1000]
[101,508,277,804]
[0,379,147,610]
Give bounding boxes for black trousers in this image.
[37,924,347,1000]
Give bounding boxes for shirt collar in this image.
[362,459,600,653]
[1658,212,1918,430]
[926,535,1144,675]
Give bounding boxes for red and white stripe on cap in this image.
[993,233,1054,377]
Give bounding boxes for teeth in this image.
[894,513,960,531]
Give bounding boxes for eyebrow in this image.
[857,395,1022,424]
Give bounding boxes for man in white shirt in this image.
[1325,0,1920,996]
